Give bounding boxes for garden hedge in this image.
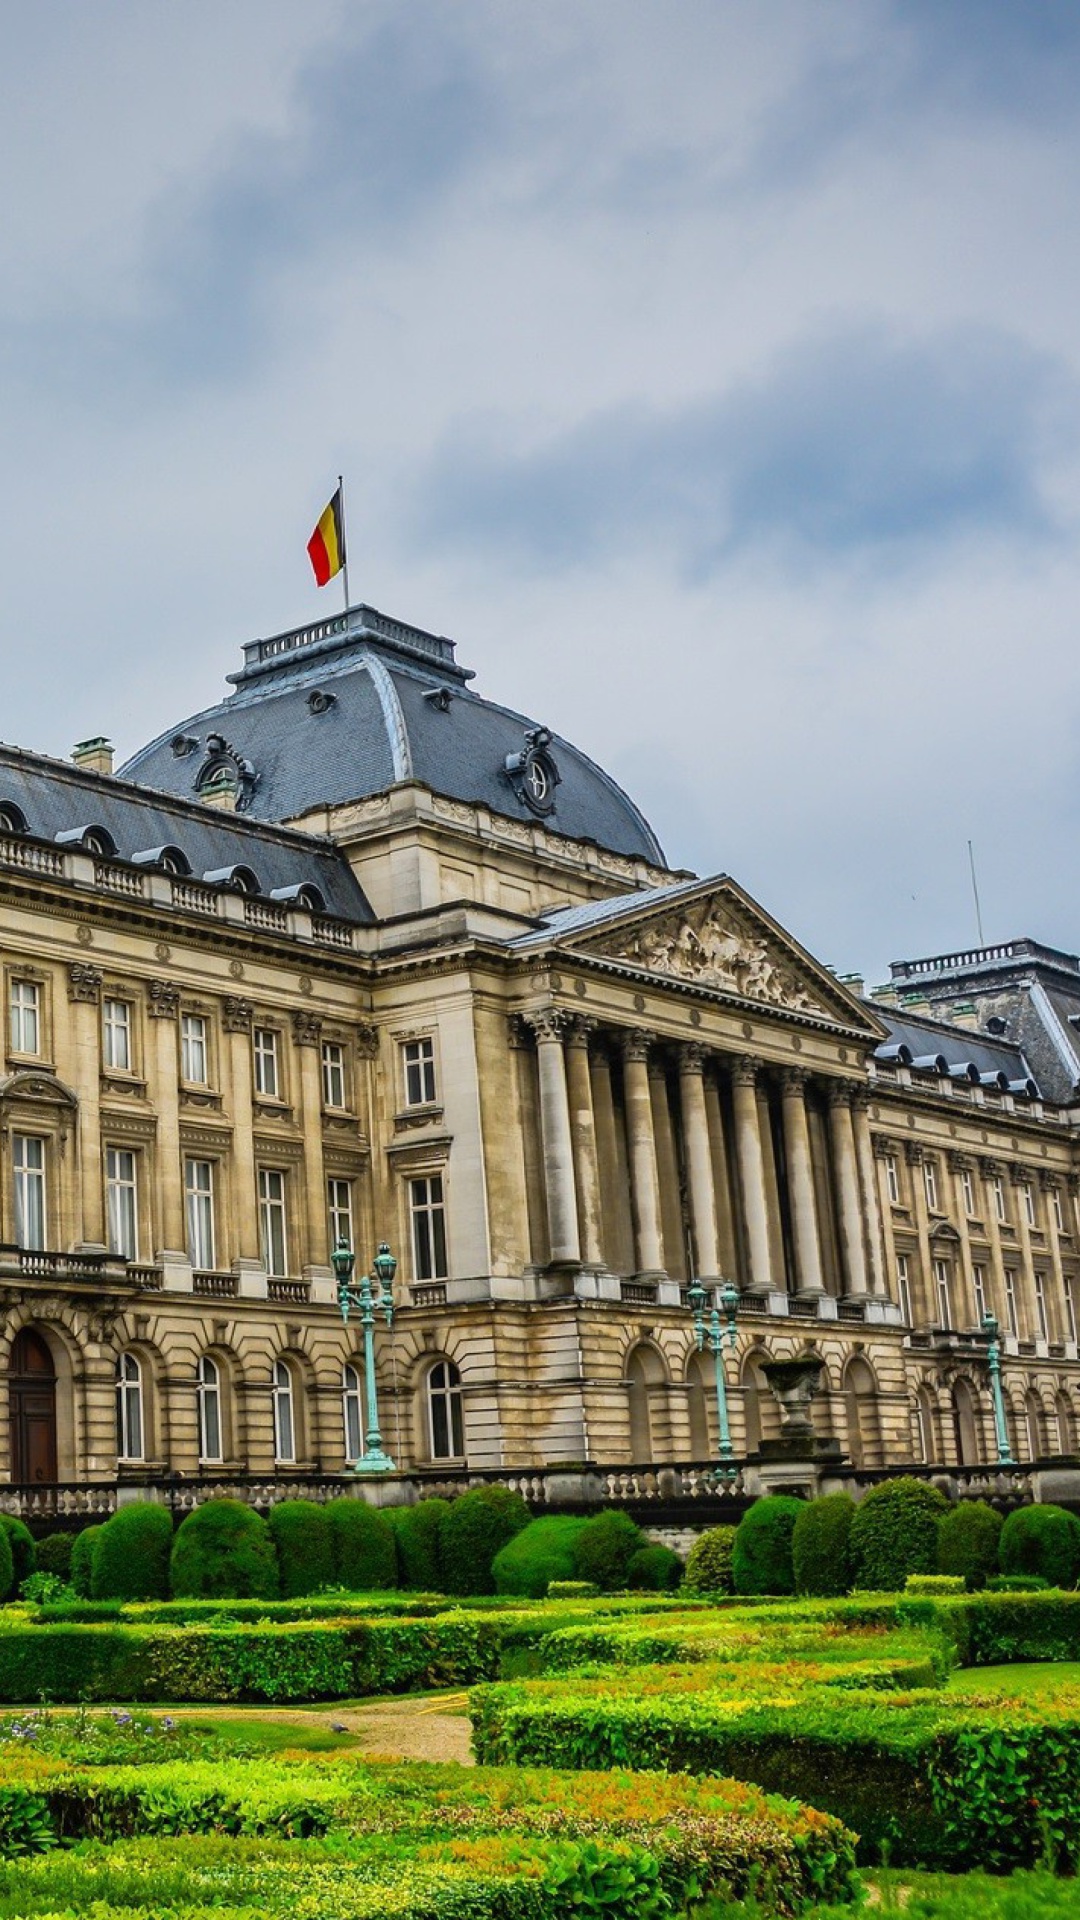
[1000,1503,1080,1590]
[0,1516,34,1600]
[684,1524,736,1595]
[792,1493,855,1598]
[440,1486,530,1596]
[848,1478,949,1591]
[70,1525,102,1599]
[268,1500,335,1598]
[492,1516,587,1598]
[389,1496,449,1591]
[570,1509,644,1592]
[937,1501,1002,1589]
[733,1495,803,1595]
[627,1544,682,1590]
[33,1532,73,1580]
[170,1499,278,1599]
[0,1530,12,1610]
[327,1499,398,1592]
[91,1502,174,1602]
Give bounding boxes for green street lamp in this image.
[687,1277,740,1482]
[982,1311,1016,1467]
[333,1238,397,1474]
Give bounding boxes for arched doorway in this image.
[951,1377,980,1466]
[625,1343,666,1461]
[9,1329,57,1483]
[844,1356,882,1469]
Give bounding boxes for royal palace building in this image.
[2,601,1080,1508]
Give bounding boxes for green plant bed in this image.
[945,1660,1080,1695]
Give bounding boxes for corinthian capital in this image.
[621,1027,654,1064]
[678,1041,708,1075]
[523,1007,569,1044]
[146,979,180,1019]
[779,1066,810,1096]
[67,962,102,1005]
[731,1054,763,1087]
[564,1014,598,1049]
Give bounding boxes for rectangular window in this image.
[923,1160,939,1212]
[1054,1188,1066,1233]
[961,1168,976,1216]
[321,1041,346,1110]
[884,1153,900,1205]
[253,1027,280,1099]
[972,1264,988,1326]
[1023,1183,1036,1228]
[895,1254,913,1324]
[181,1013,209,1085]
[327,1177,354,1251]
[105,1147,138,1260]
[403,1036,437,1108]
[1066,1277,1078,1345]
[184,1158,215,1269]
[12,1134,45,1250]
[1004,1269,1019,1337]
[1034,1272,1050,1341]
[993,1177,1008,1223]
[9,979,40,1056]
[934,1258,952,1330]
[410,1173,448,1281]
[258,1167,288,1277]
[102,998,132,1072]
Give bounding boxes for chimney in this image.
[199,767,239,812]
[72,737,114,777]
[837,971,865,997]
[949,1001,980,1032]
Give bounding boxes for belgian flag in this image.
[307,486,346,587]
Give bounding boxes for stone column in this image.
[731,1056,772,1293]
[565,1016,604,1268]
[67,963,104,1249]
[852,1089,888,1297]
[525,1009,580,1266]
[590,1039,630,1272]
[621,1030,664,1276]
[223,998,261,1266]
[147,980,186,1266]
[827,1081,870,1298]
[780,1068,825,1296]
[679,1044,719,1281]
[650,1055,685,1279]
[703,1071,739,1277]
[293,1010,329,1273]
[1043,1173,1067,1342]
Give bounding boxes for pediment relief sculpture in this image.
[595,903,826,1014]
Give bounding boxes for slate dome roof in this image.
[119,604,664,865]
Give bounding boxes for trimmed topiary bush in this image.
[684,1525,737,1596]
[572,1509,645,1592]
[937,1500,1003,1589]
[440,1487,530,1597]
[627,1544,683,1591]
[986,1572,1050,1592]
[547,1580,599,1598]
[733,1496,803,1596]
[170,1498,279,1599]
[0,1516,35,1599]
[849,1477,949,1591]
[268,1500,335,1598]
[905,1572,965,1594]
[34,1534,74,1581]
[1000,1503,1080,1590]
[70,1526,103,1599]
[0,1526,13,1607]
[492,1515,587,1598]
[390,1498,450,1591]
[91,1502,173,1601]
[792,1493,855,1597]
[326,1499,397,1592]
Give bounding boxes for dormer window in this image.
[131,844,191,877]
[504,727,560,818]
[56,824,116,858]
[203,864,260,895]
[0,802,28,836]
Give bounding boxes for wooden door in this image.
[9,1329,57,1483]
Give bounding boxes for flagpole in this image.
[339,473,351,617]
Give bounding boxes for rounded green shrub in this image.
[267,1500,334,1598]
[70,1525,103,1599]
[937,1500,1003,1589]
[0,1525,13,1606]
[986,1572,1050,1592]
[1000,1503,1080,1589]
[627,1544,682,1591]
[440,1486,530,1597]
[34,1534,74,1581]
[732,1496,803,1596]
[390,1498,450,1591]
[326,1499,397,1591]
[0,1516,35,1598]
[572,1509,644,1592]
[91,1502,173,1600]
[170,1498,278,1599]
[684,1524,737,1596]
[849,1477,949,1591]
[492,1516,587,1598]
[792,1493,855,1597]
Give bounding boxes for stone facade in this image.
[1,602,1079,1502]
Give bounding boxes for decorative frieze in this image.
[67,963,102,1004]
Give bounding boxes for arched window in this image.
[342,1363,363,1463]
[272,1360,295,1464]
[1025,1389,1044,1462]
[197,1354,223,1463]
[427,1359,464,1460]
[1056,1391,1076,1455]
[115,1352,144,1462]
[950,1377,980,1466]
[912,1386,936,1463]
[844,1357,882,1470]
[625,1343,667,1462]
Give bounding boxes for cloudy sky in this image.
[2,2,1079,983]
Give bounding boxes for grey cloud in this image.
[413,325,1074,577]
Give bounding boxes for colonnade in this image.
[520,1010,888,1299]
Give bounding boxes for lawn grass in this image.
[945,1660,1080,1696]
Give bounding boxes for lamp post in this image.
[688,1277,740,1481]
[982,1311,1016,1467]
[333,1239,397,1474]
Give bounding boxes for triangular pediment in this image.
[538,877,884,1038]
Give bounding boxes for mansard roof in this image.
[0,743,373,922]
[118,603,665,866]
[870,1003,1041,1096]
